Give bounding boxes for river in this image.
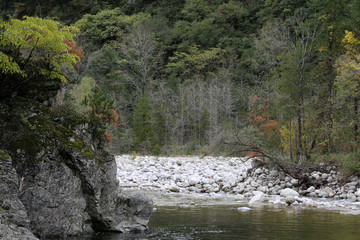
[68,192,360,240]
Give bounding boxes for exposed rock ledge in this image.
[0,98,153,239]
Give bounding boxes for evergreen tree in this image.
[132,94,154,153]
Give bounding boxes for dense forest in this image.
[1,0,360,174]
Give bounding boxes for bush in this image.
[313,151,360,176]
[340,151,360,176]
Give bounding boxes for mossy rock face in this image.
[0,150,17,184]
[0,97,153,238]
[0,149,38,240]
[0,97,100,175]
[0,150,11,161]
[0,98,103,236]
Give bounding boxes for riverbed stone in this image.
[227,174,237,187]
[312,173,320,180]
[308,192,317,198]
[273,179,281,185]
[346,182,357,187]
[318,190,328,198]
[249,192,265,205]
[188,176,201,186]
[307,186,315,193]
[327,176,334,182]
[355,189,360,197]
[117,154,360,211]
[350,176,359,182]
[347,193,357,202]
[349,185,357,191]
[170,185,180,193]
[286,196,296,206]
[237,207,251,212]
[214,175,223,183]
[290,179,299,187]
[255,168,263,175]
[280,188,299,198]
[195,184,202,189]
[250,180,259,188]
[322,173,329,180]
[323,187,334,196]
[222,184,231,192]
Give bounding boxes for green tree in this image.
[334,31,360,145]
[262,12,317,164]
[181,0,212,22]
[83,86,121,144]
[199,108,210,145]
[69,76,96,113]
[75,8,149,50]
[0,16,82,100]
[307,0,351,153]
[257,0,307,23]
[86,44,119,82]
[166,45,224,82]
[0,0,104,23]
[132,94,154,152]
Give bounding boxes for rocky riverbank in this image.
[116,155,360,214]
[0,98,153,239]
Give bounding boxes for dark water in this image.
[72,205,360,240]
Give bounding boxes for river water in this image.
[77,204,360,240]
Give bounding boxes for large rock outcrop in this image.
[0,150,38,240]
[0,98,153,239]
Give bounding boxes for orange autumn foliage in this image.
[104,132,113,144]
[259,120,280,141]
[246,151,263,159]
[247,94,270,126]
[248,94,281,148]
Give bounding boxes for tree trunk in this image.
[297,71,304,165]
[325,48,334,152]
[354,97,359,142]
[289,119,293,161]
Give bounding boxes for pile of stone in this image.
[116,155,360,203]
[301,171,360,201]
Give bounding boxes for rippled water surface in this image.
[75,205,360,240]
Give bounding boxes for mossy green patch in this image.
[10,134,42,158]
[0,97,100,166]
[0,150,11,161]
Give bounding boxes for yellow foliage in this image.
[335,30,360,99]
[131,152,137,161]
[0,52,26,77]
[166,45,224,78]
[343,30,360,55]
[279,122,297,159]
[0,16,81,83]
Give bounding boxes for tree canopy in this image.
[0,16,82,100]
[2,0,360,173]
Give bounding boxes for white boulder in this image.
[188,176,201,186]
[306,186,315,193]
[280,188,299,198]
[285,196,296,206]
[249,192,265,205]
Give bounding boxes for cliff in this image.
[0,98,153,239]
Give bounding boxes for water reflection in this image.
[68,205,360,240]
